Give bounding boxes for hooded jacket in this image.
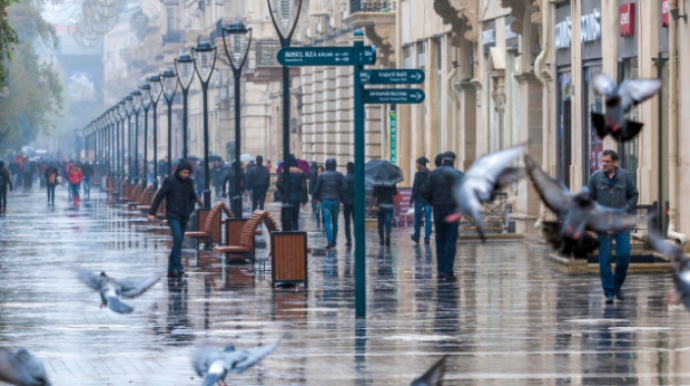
[277,156,308,204]
[306,162,319,195]
[411,166,431,204]
[313,158,344,202]
[149,161,197,223]
[223,163,245,195]
[421,160,464,209]
[341,163,355,206]
[246,160,270,193]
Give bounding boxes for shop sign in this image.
[619,3,635,36]
[555,17,572,49]
[661,0,670,28]
[389,109,397,163]
[580,8,601,43]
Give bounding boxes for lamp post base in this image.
[203,189,211,210]
[281,202,293,231]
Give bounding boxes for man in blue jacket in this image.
[313,158,345,249]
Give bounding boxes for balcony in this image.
[350,0,396,13]
[344,0,397,66]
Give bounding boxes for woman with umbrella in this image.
[366,160,403,246]
[276,155,309,230]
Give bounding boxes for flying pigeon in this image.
[647,231,690,311]
[192,342,279,386]
[0,348,51,386]
[75,266,161,314]
[591,73,662,142]
[410,356,446,386]
[525,156,639,256]
[448,145,525,241]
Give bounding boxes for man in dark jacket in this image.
[411,156,431,245]
[45,165,58,205]
[276,154,308,231]
[422,151,464,282]
[195,163,206,198]
[306,161,319,218]
[314,158,345,248]
[342,162,355,246]
[246,155,270,211]
[0,161,13,214]
[158,156,169,181]
[586,149,639,304]
[222,161,245,206]
[211,161,225,197]
[148,160,197,278]
[82,161,94,198]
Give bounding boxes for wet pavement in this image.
[1,185,690,385]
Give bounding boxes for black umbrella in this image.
[365,159,403,187]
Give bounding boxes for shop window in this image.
[583,66,603,184]
[618,58,639,186]
[557,72,573,187]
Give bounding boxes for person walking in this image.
[195,163,206,198]
[373,183,397,247]
[246,155,270,211]
[148,160,197,278]
[222,161,245,209]
[68,163,84,204]
[0,161,13,214]
[158,156,169,183]
[342,162,355,246]
[411,157,432,245]
[211,161,225,197]
[22,161,34,190]
[45,165,58,205]
[8,160,19,189]
[306,162,319,221]
[276,154,308,231]
[422,152,464,282]
[586,149,639,304]
[82,161,94,198]
[313,158,345,249]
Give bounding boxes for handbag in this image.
[368,197,380,216]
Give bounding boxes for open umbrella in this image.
[240,153,255,163]
[365,159,404,187]
[276,158,310,174]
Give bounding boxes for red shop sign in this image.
[661,0,670,28]
[619,3,636,36]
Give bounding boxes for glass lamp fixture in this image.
[140,83,152,109]
[131,90,142,113]
[175,54,196,89]
[192,41,217,82]
[147,75,163,103]
[161,68,178,102]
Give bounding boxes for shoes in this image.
[411,235,420,244]
[615,290,625,301]
[444,274,458,282]
[345,240,352,246]
[325,243,334,250]
[424,239,430,245]
[167,272,177,278]
[385,232,391,246]
[438,272,445,280]
[605,297,614,305]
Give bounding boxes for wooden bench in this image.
[213,210,280,262]
[104,178,115,193]
[185,202,235,249]
[119,182,142,203]
[271,232,308,287]
[127,185,151,209]
[136,187,159,212]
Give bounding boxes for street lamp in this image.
[131,90,143,184]
[109,108,117,176]
[192,41,217,210]
[175,53,196,160]
[223,20,252,218]
[147,75,164,190]
[140,83,152,188]
[267,0,303,231]
[161,68,178,178]
[125,95,134,184]
[118,99,127,178]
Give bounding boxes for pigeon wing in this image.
[116,275,162,298]
[105,295,134,314]
[648,230,686,267]
[74,266,104,291]
[618,78,662,111]
[410,356,447,386]
[192,346,221,377]
[592,73,618,96]
[465,145,524,182]
[15,349,51,386]
[495,166,525,187]
[524,156,573,216]
[587,205,639,233]
[226,342,280,374]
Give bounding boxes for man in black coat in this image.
[148,160,197,278]
[341,162,355,246]
[246,155,270,211]
[222,161,245,207]
[410,156,431,245]
[276,154,308,231]
[313,158,345,248]
[210,161,225,197]
[306,161,319,219]
[81,161,94,198]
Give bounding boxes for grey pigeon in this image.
[410,356,446,386]
[192,341,279,386]
[647,231,690,311]
[0,348,51,386]
[75,266,161,314]
[591,73,661,142]
[525,156,638,256]
[449,145,525,241]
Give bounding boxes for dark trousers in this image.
[377,205,394,235]
[291,199,302,231]
[343,204,354,242]
[47,185,55,203]
[252,190,267,211]
[0,186,6,212]
[433,207,459,276]
[167,218,187,273]
[598,231,631,298]
[70,183,80,199]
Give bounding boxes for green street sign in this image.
[390,109,397,163]
[277,46,376,66]
[360,69,425,85]
[363,89,425,104]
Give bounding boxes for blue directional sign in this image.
[360,69,425,85]
[363,89,425,104]
[277,46,376,67]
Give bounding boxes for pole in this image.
[143,107,149,188]
[128,114,133,184]
[167,101,173,178]
[182,88,189,160]
[233,69,242,217]
[153,103,159,190]
[117,120,121,178]
[202,82,211,209]
[135,110,140,184]
[353,30,366,319]
[280,48,292,231]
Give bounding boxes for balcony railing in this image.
[350,0,396,13]
[162,30,184,46]
[255,39,281,67]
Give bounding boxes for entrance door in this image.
[557,71,573,187]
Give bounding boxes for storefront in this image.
[658,0,671,228]
[617,0,639,185]
[580,0,603,184]
[555,2,573,186]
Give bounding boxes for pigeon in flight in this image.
[192,342,279,386]
[647,231,690,311]
[0,348,51,386]
[75,266,161,314]
[448,145,525,241]
[525,156,639,256]
[591,73,661,142]
[410,356,446,386]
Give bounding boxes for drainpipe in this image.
[667,0,684,243]
[447,47,460,151]
[534,0,552,230]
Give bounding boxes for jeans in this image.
[47,185,55,203]
[252,190,267,211]
[83,177,91,196]
[167,218,187,273]
[71,183,80,199]
[0,185,6,212]
[598,231,631,298]
[434,207,460,276]
[377,205,395,235]
[311,195,320,220]
[343,204,354,242]
[291,199,302,231]
[322,199,340,245]
[413,202,432,241]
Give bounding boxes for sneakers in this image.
[444,274,458,282]
[345,240,352,246]
[605,297,614,305]
[325,243,334,250]
[411,235,420,244]
[615,290,625,301]
[424,239,430,245]
[438,272,445,280]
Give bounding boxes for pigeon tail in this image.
[591,113,608,139]
[201,372,223,386]
[410,356,447,386]
[620,120,644,142]
[106,297,134,314]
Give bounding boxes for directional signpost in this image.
[277,30,425,319]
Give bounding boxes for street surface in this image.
[0,186,689,385]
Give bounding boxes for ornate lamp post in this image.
[175,54,196,160]
[267,0,303,231]
[147,75,164,190]
[109,108,117,175]
[125,95,134,183]
[192,41,217,210]
[131,90,142,184]
[118,99,127,178]
[140,83,152,188]
[161,68,178,178]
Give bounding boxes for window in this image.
[167,8,174,32]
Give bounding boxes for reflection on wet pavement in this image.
[1,188,690,385]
